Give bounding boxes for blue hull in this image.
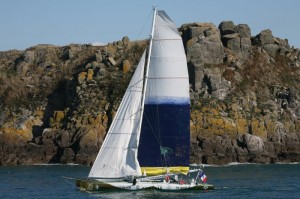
[138,103,190,167]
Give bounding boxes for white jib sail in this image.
[88,51,146,178]
[146,10,189,104]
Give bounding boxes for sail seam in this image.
[148,77,188,79]
[102,146,138,148]
[150,56,185,58]
[152,39,181,41]
[112,118,139,120]
[126,90,142,92]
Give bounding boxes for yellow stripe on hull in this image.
[141,166,189,176]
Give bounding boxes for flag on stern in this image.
[199,171,207,183]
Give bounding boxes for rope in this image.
[62,176,77,187]
[136,9,152,40]
[143,112,161,145]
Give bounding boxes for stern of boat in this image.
[194,183,214,190]
[76,179,121,191]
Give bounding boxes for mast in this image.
[136,7,157,146]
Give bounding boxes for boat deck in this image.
[76,179,214,191]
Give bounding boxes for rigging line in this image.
[136,9,153,41]
[164,153,175,168]
[163,154,168,168]
[153,62,162,145]
[143,111,161,146]
[128,108,142,119]
[62,176,77,188]
[161,152,172,168]
[127,78,144,89]
[114,107,142,120]
[148,56,162,145]
[151,61,165,168]
[160,154,165,167]
[166,154,176,167]
[161,153,166,167]
[155,99,162,146]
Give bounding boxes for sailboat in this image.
[76,7,214,191]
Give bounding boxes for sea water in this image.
[0,163,299,199]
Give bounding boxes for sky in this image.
[1,0,300,51]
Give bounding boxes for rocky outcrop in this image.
[187,21,300,165]
[0,20,300,166]
[180,23,231,100]
[219,21,252,59]
[0,37,147,166]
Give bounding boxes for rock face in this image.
[0,21,300,166]
[186,21,300,165]
[0,38,147,166]
[180,23,231,100]
[219,21,252,59]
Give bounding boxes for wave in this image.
[191,162,266,168]
[274,162,300,165]
[192,161,300,168]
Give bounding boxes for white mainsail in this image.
[145,10,189,104]
[88,51,146,178]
